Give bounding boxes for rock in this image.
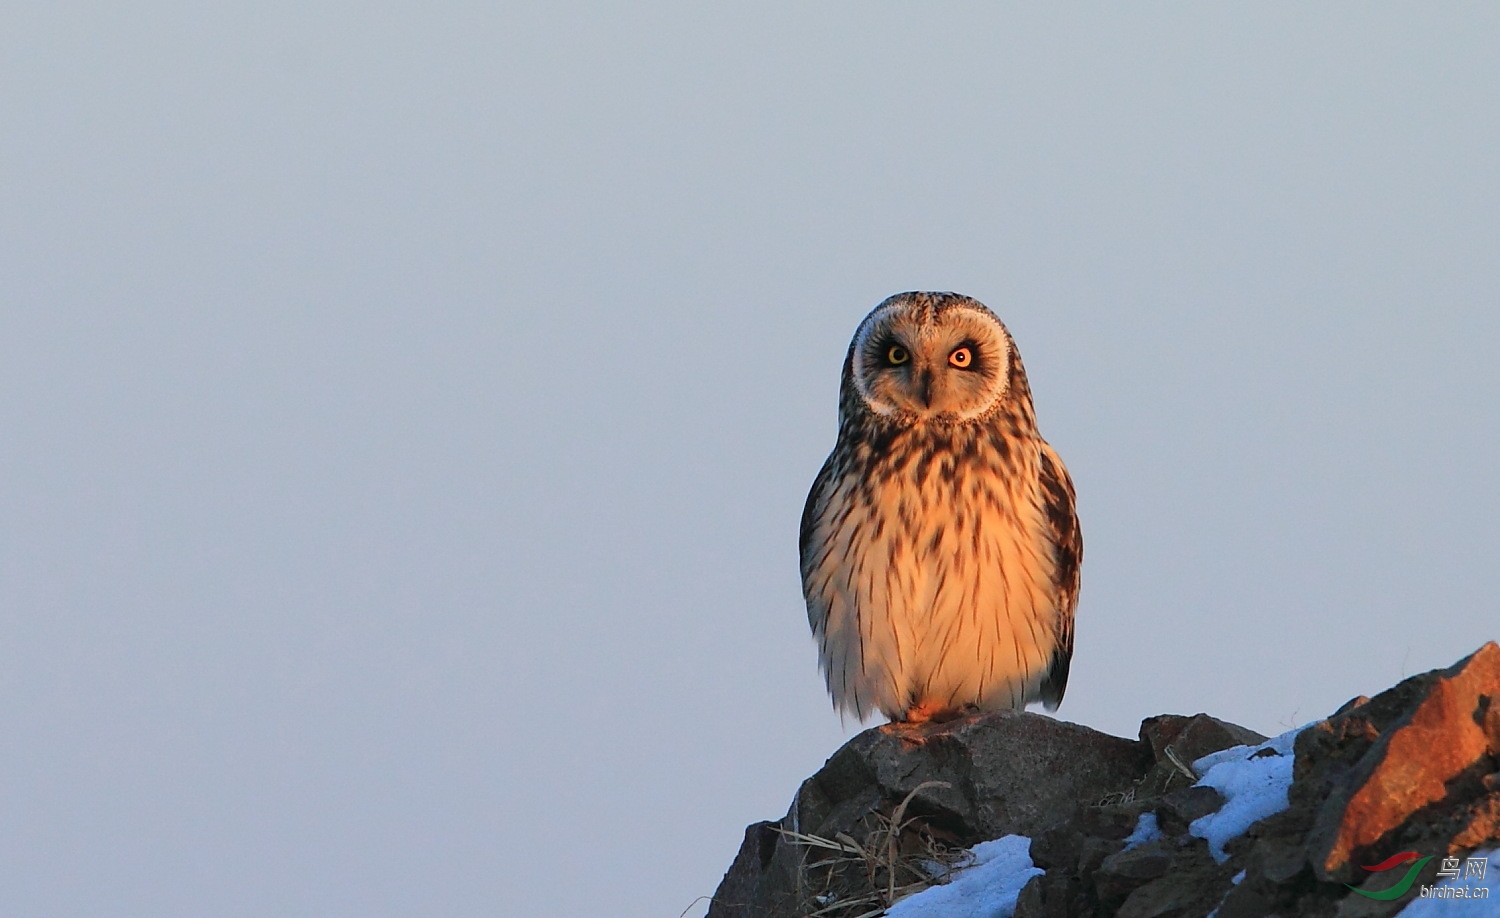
[1449,790,1500,850]
[1015,870,1090,918]
[1333,695,1372,717]
[1213,881,1279,918]
[1238,809,1312,884]
[706,710,1149,918]
[708,822,780,918]
[1140,713,1268,772]
[1012,873,1046,918]
[1113,846,1235,918]
[1077,802,1153,841]
[1154,785,1226,837]
[1307,641,1500,881]
[1094,839,1173,903]
[1077,834,1127,877]
[1133,713,1268,801]
[1028,824,1088,873]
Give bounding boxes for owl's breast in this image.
[803,433,1063,718]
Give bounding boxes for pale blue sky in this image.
[2,5,1497,917]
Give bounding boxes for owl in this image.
[800,292,1081,724]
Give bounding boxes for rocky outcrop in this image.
[707,643,1500,918]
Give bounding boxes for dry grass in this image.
[777,781,973,918]
[1161,743,1200,783]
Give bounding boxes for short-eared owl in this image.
[800,292,1081,724]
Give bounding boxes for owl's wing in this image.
[1036,441,1081,710]
[798,453,839,632]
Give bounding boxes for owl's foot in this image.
[892,701,975,726]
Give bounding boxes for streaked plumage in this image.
[800,292,1081,724]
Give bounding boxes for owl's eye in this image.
[948,347,973,369]
[886,345,910,366]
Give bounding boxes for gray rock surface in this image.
[708,711,1149,918]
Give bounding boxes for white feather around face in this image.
[850,301,1013,421]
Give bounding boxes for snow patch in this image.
[886,835,1042,918]
[1189,724,1308,863]
[1123,812,1162,850]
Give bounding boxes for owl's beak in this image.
[916,369,933,408]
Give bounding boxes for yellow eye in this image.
[949,347,973,368]
[886,345,910,365]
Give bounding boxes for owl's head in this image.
[844,292,1025,423]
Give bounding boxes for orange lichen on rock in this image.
[1314,641,1500,878]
